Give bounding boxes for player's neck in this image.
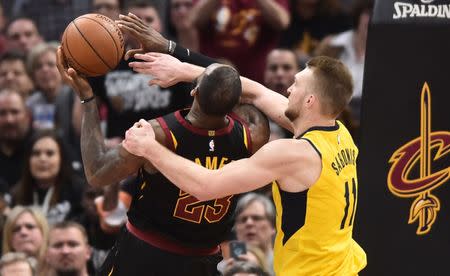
[292,116,336,138]
[186,109,229,130]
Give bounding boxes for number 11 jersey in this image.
[272,121,367,275]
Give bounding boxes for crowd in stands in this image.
[0,0,372,275]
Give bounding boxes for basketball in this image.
[61,13,124,77]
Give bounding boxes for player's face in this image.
[33,50,62,95]
[30,137,61,183]
[170,0,194,30]
[0,60,33,97]
[264,50,298,97]
[6,19,41,54]
[128,6,162,33]
[284,68,314,122]
[46,228,91,274]
[235,201,275,250]
[0,93,30,142]
[11,212,44,256]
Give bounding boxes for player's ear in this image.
[305,94,315,106]
[190,87,198,97]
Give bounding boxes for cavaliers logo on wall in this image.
[387,82,450,235]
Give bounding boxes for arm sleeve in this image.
[172,44,217,67]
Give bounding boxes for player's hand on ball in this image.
[123,119,156,157]
[56,47,94,100]
[129,53,183,88]
[116,13,167,60]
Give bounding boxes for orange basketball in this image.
[61,13,124,77]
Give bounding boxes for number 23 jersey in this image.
[127,109,252,248]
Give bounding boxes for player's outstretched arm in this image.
[116,13,216,67]
[128,52,204,88]
[240,78,293,133]
[129,52,294,133]
[123,120,303,200]
[56,47,145,187]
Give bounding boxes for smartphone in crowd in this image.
[229,241,247,259]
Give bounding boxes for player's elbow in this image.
[85,172,104,188]
[197,174,229,201]
[191,184,216,201]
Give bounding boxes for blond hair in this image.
[307,56,353,117]
[2,206,49,262]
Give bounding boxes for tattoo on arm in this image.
[81,101,143,186]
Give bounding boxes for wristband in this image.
[167,40,176,55]
[80,95,95,104]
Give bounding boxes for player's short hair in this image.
[197,64,242,116]
[307,56,353,117]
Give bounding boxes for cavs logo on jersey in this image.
[387,82,450,235]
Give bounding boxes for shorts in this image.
[97,227,223,276]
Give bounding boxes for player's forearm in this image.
[256,0,290,30]
[81,101,135,187]
[80,100,109,186]
[240,77,293,132]
[180,62,204,82]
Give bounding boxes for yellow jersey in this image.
[272,121,367,275]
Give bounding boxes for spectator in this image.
[263,48,298,140]
[315,0,374,130]
[264,48,299,97]
[219,244,271,275]
[166,0,198,51]
[12,130,85,224]
[191,0,290,82]
[0,51,34,98]
[5,17,43,55]
[2,206,48,266]
[26,42,69,130]
[0,89,32,192]
[234,193,275,275]
[279,0,351,66]
[223,261,269,276]
[92,0,123,21]
[45,221,92,276]
[16,0,90,41]
[0,3,7,56]
[0,252,36,276]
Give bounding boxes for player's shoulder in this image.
[261,138,320,162]
[149,119,167,146]
[231,104,270,153]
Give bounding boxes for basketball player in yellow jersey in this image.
[122,52,367,275]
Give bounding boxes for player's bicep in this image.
[211,141,286,196]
